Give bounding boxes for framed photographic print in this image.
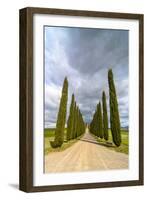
[19,7,144,192]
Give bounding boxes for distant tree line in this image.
[90,69,121,147]
[51,77,85,148]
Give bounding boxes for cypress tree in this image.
[78,109,85,136]
[66,94,75,141]
[97,102,103,139]
[90,110,97,136]
[72,102,77,139]
[94,105,99,137]
[102,91,109,141]
[90,104,100,137]
[77,108,81,137]
[79,110,83,136]
[81,111,85,134]
[108,69,121,146]
[90,112,95,134]
[50,77,68,148]
[75,106,79,138]
[80,113,83,135]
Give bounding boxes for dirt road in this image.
[45,130,128,173]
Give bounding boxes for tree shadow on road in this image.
[79,138,114,148]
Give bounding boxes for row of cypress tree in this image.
[50,77,85,148]
[90,93,108,140]
[67,94,85,141]
[90,69,121,147]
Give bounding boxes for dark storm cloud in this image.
[64,28,128,76]
[45,26,129,128]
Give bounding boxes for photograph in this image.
[44,26,129,173]
[19,7,143,192]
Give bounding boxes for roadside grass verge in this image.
[44,128,55,137]
[93,129,129,154]
[44,128,82,155]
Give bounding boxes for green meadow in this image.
[96,129,129,154]
[44,128,82,155]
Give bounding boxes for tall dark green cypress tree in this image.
[75,106,79,138]
[102,91,109,141]
[72,101,77,139]
[94,105,99,137]
[77,108,81,137]
[77,109,85,136]
[108,69,121,146]
[50,77,68,148]
[79,110,83,136]
[97,102,103,139]
[81,111,85,135]
[90,109,98,136]
[66,94,75,141]
[90,112,95,134]
[80,112,83,135]
[90,114,94,134]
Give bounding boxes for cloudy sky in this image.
[44,26,129,128]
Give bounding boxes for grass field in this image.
[44,128,56,138]
[96,129,129,154]
[44,128,82,155]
